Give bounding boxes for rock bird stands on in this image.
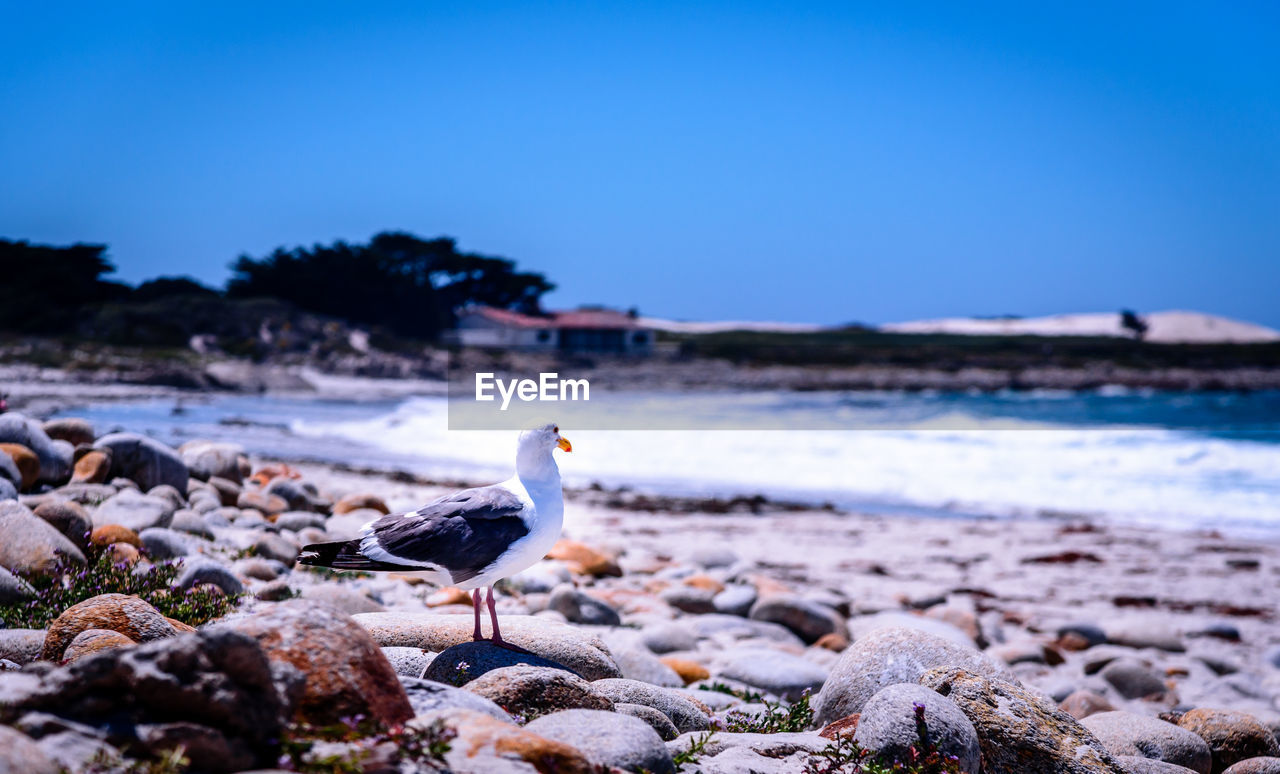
[300,423,571,646]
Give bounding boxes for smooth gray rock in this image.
[32,501,93,550]
[847,612,977,649]
[1105,618,1186,653]
[591,678,712,732]
[0,725,59,774]
[660,585,718,614]
[601,630,683,687]
[174,558,245,595]
[0,629,46,664]
[0,565,36,604]
[0,501,86,576]
[463,665,613,720]
[1082,711,1211,774]
[714,646,829,702]
[169,509,215,539]
[1101,659,1169,700]
[178,440,246,482]
[525,708,675,774]
[814,626,1016,725]
[1223,759,1280,774]
[42,417,95,446]
[253,533,300,564]
[94,432,188,494]
[383,647,433,678]
[0,452,21,489]
[666,730,828,759]
[138,527,193,560]
[274,511,326,532]
[1118,757,1200,773]
[93,489,177,531]
[0,477,16,501]
[616,702,680,741]
[397,676,511,722]
[713,583,758,617]
[679,613,805,646]
[264,477,316,512]
[1059,622,1109,648]
[854,683,981,774]
[299,585,385,615]
[0,413,71,484]
[640,622,699,654]
[547,583,621,626]
[749,594,843,644]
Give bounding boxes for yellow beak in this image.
[557,436,573,452]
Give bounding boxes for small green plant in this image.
[0,552,239,629]
[723,690,814,734]
[699,681,765,703]
[803,704,967,774]
[81,747,191,773]
[671,730,717,767]
[278,716,454,773]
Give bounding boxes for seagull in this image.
[299,423,570,647]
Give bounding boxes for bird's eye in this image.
[552,425,559,433]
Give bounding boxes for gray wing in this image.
[368,484,531,582]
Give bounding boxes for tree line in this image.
[0,232,554,341]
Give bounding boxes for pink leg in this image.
[486,586,505,645]
[472,588,484,641]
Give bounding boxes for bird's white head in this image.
[515,422,571,481]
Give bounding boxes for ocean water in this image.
[54,389,1280,536]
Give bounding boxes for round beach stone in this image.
[525,708,675,774]
[1223,759,1280,774]
[412,707,593,772]
[0,501,87,577]
[71,450,111,483]
[616,703,681,741]
[713,646,829,702]
[713,583,759,617]
[919,666,1124,774]
[660,584,718,614]
[0,725,60,774]
[93,489,177,531]
[138,527,193,559]
[32,500,92,550]
[334,492,389,515]
[353,612,622,681]
[1119,758,1204,773]
[94,432,188,494]
[178,440,247,482]
[62,629,138,663]
[215,599,413,728]
[600,631,683,687]
[464,665,613,720]
[0,477,15,501]
[0,413,72,484]
[1177,709,1280,773]
[90,524,141,548]
[42,593,177,661]
[175,558,245,595]
[813,625,1016,725]
[1061,689,1117,720]
[0,443,40,489]
[169,509,215,539]
[641,622,698,654]
[0,566,36,604]
[397,675,512,722]
[252,533,300,564]
[1102,658,1169,700]
[547,583,621,626]
[749,594,843,644]
[591,678,713,732]
[1082,711,1212,774]
[853,683,981,774]
[42,418,95,447]
[382,647,432,678]
[423,640,587,685]
[0,629,46,664]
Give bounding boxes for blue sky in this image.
[3,2,1277,326]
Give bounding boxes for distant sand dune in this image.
[880,310,1280,344]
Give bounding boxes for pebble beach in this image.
[3,406,1280,773]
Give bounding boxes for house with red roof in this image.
[449,305,654,355]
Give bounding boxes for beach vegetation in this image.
[803,705,968,774]
[0,553,239,629]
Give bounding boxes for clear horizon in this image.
[2,2,1277,327]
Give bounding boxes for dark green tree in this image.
[1120,309,1148,341]
[0,240,129,333]
[227,232,553,340]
